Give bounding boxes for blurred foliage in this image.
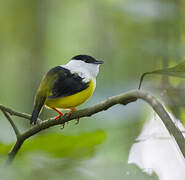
[0,130,106,159]
[0,0,185,179]
[139,60,185,89]
[19,130,106,158]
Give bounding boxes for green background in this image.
[0,0,185,179]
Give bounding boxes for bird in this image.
[30,55,104,125]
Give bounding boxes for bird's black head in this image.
[71,55,104,64]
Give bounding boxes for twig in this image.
[0,90,184,164]
[0,104,31,120]
[1,109,20,138]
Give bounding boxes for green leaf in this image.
[18,130,106,159]
[139,61,185,89]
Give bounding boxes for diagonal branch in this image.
[0,104,31,120]
[1,109,21,138]
[1,90,184,164]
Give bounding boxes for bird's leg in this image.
[66,107,80,124]
[52,108,65,128]
[52,108,64,119]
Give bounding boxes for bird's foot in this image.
[66,108,80,125]
[52,108,65,128]
[66,107,76,117]
[55,114,63,120]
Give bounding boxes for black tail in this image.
[30,109,40,125]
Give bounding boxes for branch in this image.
[137,91,185,156]
[1,109,21,138]
[6,139,24,165]
[1,90,184,164]
[0,104,31,120]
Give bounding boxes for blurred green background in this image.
[0,0,185,179]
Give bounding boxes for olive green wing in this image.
[30,66,63,124]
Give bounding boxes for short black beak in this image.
[94,60,104,64]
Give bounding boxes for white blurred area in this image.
[128,110,185,180]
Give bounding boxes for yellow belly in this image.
[45,79,95,109]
